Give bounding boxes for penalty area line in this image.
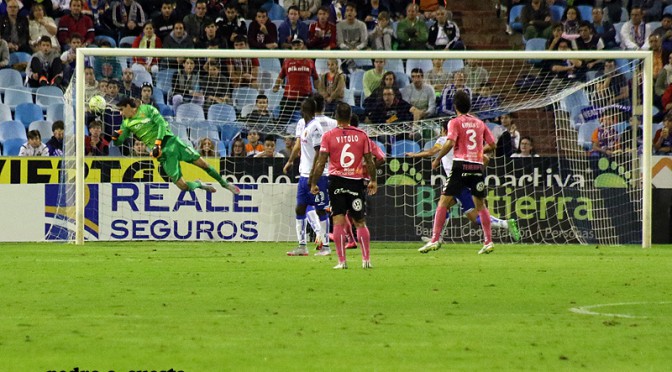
[569,301,672,319]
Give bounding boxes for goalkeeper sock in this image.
[478,208,493,245]
[206,165,229,187]
[186,181,200,191]
[306,207,321,236]
[333,223,346,263]
[295,215,307,246]
[357,226,371,261]
[431,206,448,243]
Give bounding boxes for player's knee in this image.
[352,218,367,228]
[295,205,307,216]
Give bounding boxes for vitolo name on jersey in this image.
[335,134,361,144]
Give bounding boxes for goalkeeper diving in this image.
[114,97,240,194]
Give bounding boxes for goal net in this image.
[48,49,652,247]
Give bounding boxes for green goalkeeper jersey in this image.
[113,104,174,147]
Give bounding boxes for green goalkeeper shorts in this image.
[159,136,201,182]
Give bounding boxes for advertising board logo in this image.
[44,184,99,240]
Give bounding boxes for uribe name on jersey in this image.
[447,114,496,164]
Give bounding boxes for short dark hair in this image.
[578,21,593,30]
[256,8,268,15]
[335,102,351,123]
[256,94,268,101]
[287,5,299,14]
[410,68,424,76]
[453,90,471,114]
[233,35,248,44]
[39,35,51,45]
[88,120,103,129]
[301,97,317,117]
[27,130,41,140]
[52,121,65,132]
[350,113,360,127]
[117,96,137,108]
[264,134,276,143]
[312,93,325,113]
[70,33,83,42]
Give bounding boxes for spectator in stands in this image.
[138,82,158,108]
[84,66,100,100]
[601,0,625,24]
[637,0,663,23]
[279,135,295,157]
[366,86,413,125]
[329,0,347,24]
[336,3,368,56]
[360,0,391,30]
[428,7,465,50]
[463,59,490,90]
[317,58,345,114]
[29,3,59,53]
[246,94,275,129]
[522,0,552,41]
[278,6,309,49]
[650,34,665,77]
[248,8,279,50]
[131,137,149,157]
[368,10,394,50]
[60,33,87,86]
[27,36,63,87]
[230,138,246,157]
[272,38,318,126]
[57,0,95,49]
[426,58,451,94]
[590,7,617,50]
[93,39,122,80]
[51,0,70,18]
[401,68,436,122]
[307,6,337,50]
[132,22,162,74]
[363,59,387,98]
[105,79,122,105]
[0,39,8,69]
[284,0,320,21]
[171,57,204,109]
[620,7,652,50]
[653,14,672,63]
[654,112,672,154]
[245,129,264,156]
[85,120,110,156]
[495,113,521,157]
[548,38,585,80]
[162,21,195,70]
[200,61,231,111]
[153,0,179,41]
[196,19,225,49]
[597,60,630,105]
[439,71,472,116]
[511,136,540,157]
[255,135,285,158]
[1,0,31,53]
[655,58,672,113]
[547,23,570,50]
[217,3,247,49]
[590,113,621,157]
[85,0,115,39]
[119,68,141,98]
[19,130,49,156]
[227,35,260,89]
[46,120,65,156]
[365,71,402,111]
[473,82,501,116]
[198,137,217,157]
[573,21,605,72]
[111,0,146,39]
[183,0,211,45]
[561,6,582,40]
[396,3,428,50]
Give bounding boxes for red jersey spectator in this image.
[272,38,318,125]
[307,6,337,50]
[57,0,95,48]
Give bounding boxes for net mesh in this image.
[46,51,646,244]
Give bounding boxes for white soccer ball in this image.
[88,95,107,112]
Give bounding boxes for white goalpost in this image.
[70,48,653,248]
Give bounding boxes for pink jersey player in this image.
[446,114,496,164]
[320,126,372,179]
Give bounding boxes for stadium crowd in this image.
[0,0,671,158]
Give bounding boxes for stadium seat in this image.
[46,103,65,122]
[577,120,600,150]
[405,59,433,76]
[562,89,590,112]
[176,103,205,121]
[232,87,259,112]
[614,121,629,134]
[133,70,153,87]
[108,144,122,156]
[189,120,221,145]
[384,58,404,74]
[509,4,525,32]
[614,22,624,45]
[550,5,565,22]
[577,5,593,22]
[342,88,356,106]
[168,120,190,144]
[272,19,284,30]
[443,59,464,73]
[35,86,65,107]
[395,73,410,89]
[0,120,28,143]
[0,103,12,122]
[348,70,365,93]
[315,58,330,75]
[217,140,228,157]
[354,59,373,69]
[155,69,176,94]
[665,5,672,16]
[220,122,243,153]
[94,35,116,48]
[152,87,166,105]
[265,89,283,111]
[1,137,24,156]
[4,86,33,109]
[373,140,387,155]
[259,58,282,73]
[8,52,31,67]
[648,21,662,32]
[119,36,136,48]
[525,38,547,65]
[259,69,279,92]
[157,103,174,117]
[267,3,286,21]
[15,103,44,128]
[391,140,420,157]
[0,69,23,95]
[28,120,53,140]
[208,103,237,122]
[240,103,256,118]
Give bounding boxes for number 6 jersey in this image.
[320,126,372,180]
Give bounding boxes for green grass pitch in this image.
[1,242,671,371]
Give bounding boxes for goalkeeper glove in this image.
[151,139,162,158]
[111,129,122,141]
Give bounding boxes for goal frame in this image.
[74,48,654,247]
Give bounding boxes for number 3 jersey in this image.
[446,114,496,164]
[320,126,372,180]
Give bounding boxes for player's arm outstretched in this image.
[111,120,130,146]
[406,144,440,159]
[148,105,169,158]
[431,140,455,170]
